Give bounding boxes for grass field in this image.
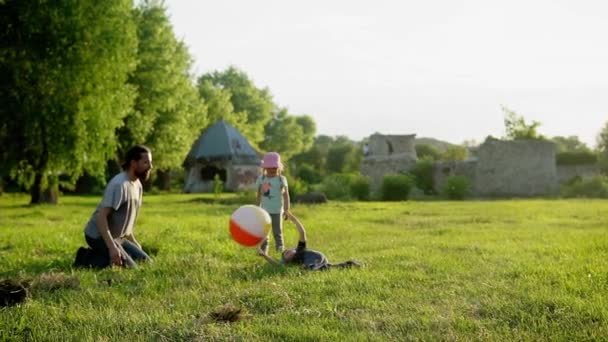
[0,193,607,341]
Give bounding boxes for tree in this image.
[0,0,137,204]
[441,145,468,161]
[462,139,479,148]
[551,135,591,153]
[123,1,207,188]
[415,144,442,161]
[326,145,353,174]
[325,136,360,174]
[197,79,247,129]
[198,66,274,146]
[295,115,316,151]
[260,108,304,161]
[261,110,316,161]
[597,121,608,175]
[291,135,335,176]
[502,106,544,140]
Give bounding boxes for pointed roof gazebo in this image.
[185,120,260,164]
[184,121,262,193]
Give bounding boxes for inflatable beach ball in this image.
[229,205,271,247]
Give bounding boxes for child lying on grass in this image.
[257,212,362,271]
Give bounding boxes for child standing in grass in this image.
[256,152,290,254]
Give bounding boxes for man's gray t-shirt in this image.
[84,172,142,239]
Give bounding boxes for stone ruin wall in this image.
[556,164,599,183]
[368,133,418,158]
[434,141,600,196]
[473,139,558,197]
[363,133,572,197]
[432,160,478,194]
[361,133,418,192]
[361,158,418,192]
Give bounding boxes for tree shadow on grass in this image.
[180,196,255,206]
[0,257,74,279]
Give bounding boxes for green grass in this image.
[0,193,607,341]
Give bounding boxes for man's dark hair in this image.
[122,145,151,170]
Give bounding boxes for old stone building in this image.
[360,133,418,191]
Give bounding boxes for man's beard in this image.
[135,169,150,182]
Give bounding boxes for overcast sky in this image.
[166,0,607,147]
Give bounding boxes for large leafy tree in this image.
[597,121,608,175]
[120,1,206,186]
[0,0,137,203]
[198,66,274,146]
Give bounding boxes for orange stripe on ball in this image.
[229,219,264,247]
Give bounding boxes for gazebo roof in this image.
[186,120,260,164]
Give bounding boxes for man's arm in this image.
[282,187,290,218]
[96,207,122,266]
[257,246,281,266]
[285,212,306,242]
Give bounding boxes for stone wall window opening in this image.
[386,140,394,155]
[201,166,227,182]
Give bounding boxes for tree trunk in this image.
[30,117,57,204]
[106,158,122,179]
[156,170,171,191]
[30,172,43,204]
[41,182,59,204]
[30,173,58,205]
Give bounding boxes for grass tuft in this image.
[205,303,248,323]
[31,272,80,292]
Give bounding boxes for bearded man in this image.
[76,145,153,268]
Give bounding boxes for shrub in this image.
[443,175,470,200]
[294,192,328,204]
[296,163,322,184]
[350,174,371,201]
[213,174,223,199]
[408,158,435,194]
[286,176,308,199]
[321,173,355,200]
[556,151,598,166]
[560,176,608,198]
[380,174,414,201]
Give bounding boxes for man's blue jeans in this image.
[84,235,151,268]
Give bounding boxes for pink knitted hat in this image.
[261,152,283,169]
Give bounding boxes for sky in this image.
[166,0,607,147]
